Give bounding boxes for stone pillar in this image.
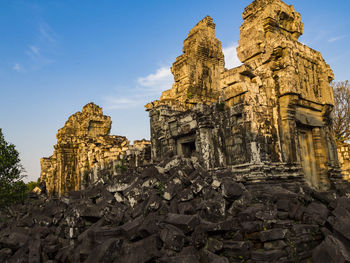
[198,127,214,170]
[312,128,330,190]
[56,144,79,196]
[279,95,298,164]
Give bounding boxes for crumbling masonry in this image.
[337,142,350,181]
[42,0,344,195]
[146,0,341,191]
[41,103,151,196]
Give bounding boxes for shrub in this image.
[0,128,27,208]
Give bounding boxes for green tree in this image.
[0,128,27,207]
[26,181,38,192]
[332,81,350,143]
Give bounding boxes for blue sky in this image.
[1,0,349,182]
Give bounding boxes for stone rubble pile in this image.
[1,157,350,263]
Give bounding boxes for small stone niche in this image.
[176,134,196,158]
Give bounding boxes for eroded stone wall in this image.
[337,142,350,181]
[41,103,151,195]
[231,0,338,190]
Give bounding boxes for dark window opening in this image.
[236,113,243,124]
[181,141,196,158]
[176,134,196,158]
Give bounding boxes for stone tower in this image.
[152,16,225,109]
[41,103,131,195]
[234,0,337,190]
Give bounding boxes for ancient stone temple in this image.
[12,2,349,262]
[146,0,340,191]
[41,0,344,195]
[41,103,151,195]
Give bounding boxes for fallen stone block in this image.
[164,213,200,233]
[251,249,285,262]
[199,249,229,263]
[85,238,122,263]
[0,248,12,262]
[206,238,223,253]
[28,238,41,263]
[119,216,143,240]
[221,179,245,200]
[259,228,288,242]
[312,235,350,263]
[160,224,185,252]
[222,240,251,260]
[292,224,319,236]
[0,229,29,250]
[304,201,329,225]
[159,255,199,263]
[120,234,161,263]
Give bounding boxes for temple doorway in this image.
[298,128,319,188]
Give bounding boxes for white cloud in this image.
[25,39,54,68]
[15,22,57,72]
[103,66,173,110]
[328,35,345,43]
[223,43,242,69]
[137,67,173,92]
[103,97,142,110]
[29,45,40,55]
[13,63,22,72]
[39,23,56,42]
[26,45,41,59]
[104,44,243,110]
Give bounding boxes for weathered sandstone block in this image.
[337,142,350,181]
